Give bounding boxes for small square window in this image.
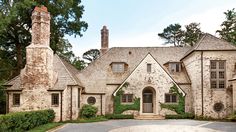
[51,93,59,106]
[147,64,151,73]
[169,63,181,73]
[112,63,125,73]
[165,94,177,103]
[211,81,217,88]
[13,94,20,106]
[211,61,216,69]
[121,94,133,103]
[219,81,225,88]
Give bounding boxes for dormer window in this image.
[169,62,181,73]
[111,62,126,73]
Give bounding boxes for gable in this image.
[113,53,185,96]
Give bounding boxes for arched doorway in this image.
[142,87,155,113]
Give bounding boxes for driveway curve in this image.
[56,119,236,132]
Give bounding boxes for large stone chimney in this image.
[100,26,109,55]
[21,6,54,88]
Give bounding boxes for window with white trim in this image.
[112,63,125,73]
[121,94,133,103]
[169,63,181,73]
[210,61,226,89]
[165,93,177,103]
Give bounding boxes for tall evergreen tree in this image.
[183,23,203,46]
[158,24,185,47]
[217,8,236,45]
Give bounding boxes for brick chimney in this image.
[21,6,54,88]
[100,26,109,55]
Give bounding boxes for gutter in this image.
[70,86,73,120]
[201,51,204,116]
[100,94,103,115]
[60,91,63,122]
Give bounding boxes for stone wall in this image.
[183,51,236,118]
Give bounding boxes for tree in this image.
[158,24,185,46]
[0,0,88,75]
[0,80,6,114]
[183,23,203,46]
[82,49,100,63]
[72,57,87,70]
[217,8,236,45]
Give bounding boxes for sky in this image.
[66,0,236,57]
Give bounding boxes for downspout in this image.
[100,94,103,115]
[201,51,204,116]
[60,91,63,122]
[70,86,73,120]
[6,92,9,113]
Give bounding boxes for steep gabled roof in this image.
[5,54,83,90]
[181,33,236,60]
[113,53,186,96]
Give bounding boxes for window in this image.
[147,64,151,73]
[121,94,133,103]
[165,94,177,103]
[210,61,226,89]
[112,63,125,73]
[169,63,181,73]
[51,93,59,106]
[87,96,96,105]
[13,93,20,106]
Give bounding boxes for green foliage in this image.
[0,109,55,132]
[114,83,140,114]
[72,57,87,70]
[165,113,194,119]
[227,111,236,122]
[183,23,203,46]
[105,114,134,119]
[66,116,108,123]
[80,104,98,118]
[82,49,100,63]
[0,0,88,74]
[160,84,185,114]
[0,80,6,114]
[27,122,64,132]
[158,23,203,47]
[217,8,236,45]
[158,23,184,47]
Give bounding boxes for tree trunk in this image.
[16,43,23,74]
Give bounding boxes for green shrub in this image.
[80,104,98,118]
[105,114,134,119]
[0,109,55,132]
[226,111,236,121]
[165,113,194,119]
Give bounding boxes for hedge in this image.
[165,113,194,119]
[0,109,55,132]
[105,114,134,119]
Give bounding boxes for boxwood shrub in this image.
[0,109,55,132]
[80,104,98,118]
[165,113,194,119]
[105,114,134,119]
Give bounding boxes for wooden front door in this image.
[143,93,153,113]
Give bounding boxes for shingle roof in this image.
[181,33,236,60]
[5,54,83,90]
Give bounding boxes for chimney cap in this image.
[102,25,107,30]
[34,5,48,13]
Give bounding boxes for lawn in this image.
[27,122,64,132]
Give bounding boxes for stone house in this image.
[4,6,236,121]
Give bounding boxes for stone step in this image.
[134,115,165,120]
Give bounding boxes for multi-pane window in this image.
[169,63,181,73]
[165,94,177,103]
[13,93,20,106]
[210,61,226,89]
[147,64,151,73]
[51,93,59,106]
[112,63,125,73]
[121,94,133,103]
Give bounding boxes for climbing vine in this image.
[114,82,140,114]
[160,84,185,114]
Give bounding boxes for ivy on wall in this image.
[160,84,185,114]
[114,82,140,114]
